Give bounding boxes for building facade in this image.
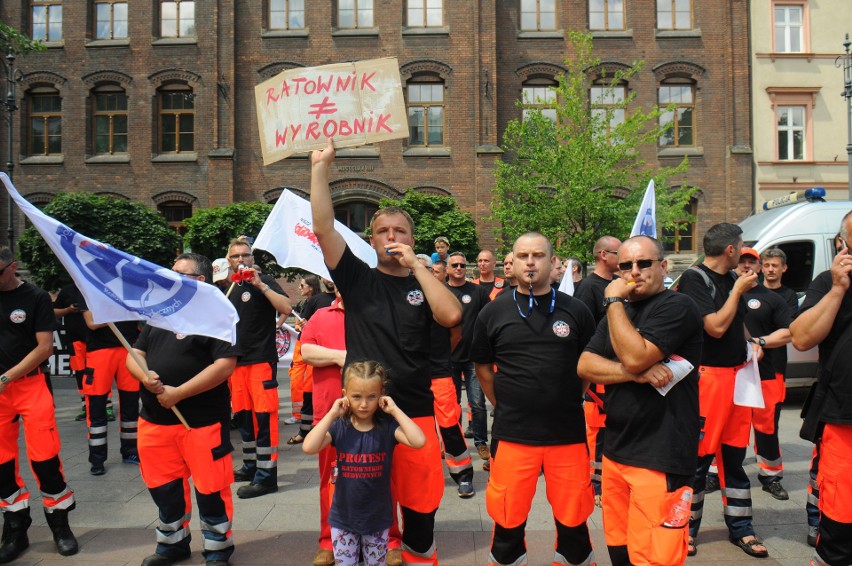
[1,1,753,256]
[751,0,850,205]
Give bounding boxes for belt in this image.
[24,368,43,378]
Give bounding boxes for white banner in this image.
[253,190,377,280]
[2,173,239,344]
[630,179,657,238]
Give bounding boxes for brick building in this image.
[1,1,752,258]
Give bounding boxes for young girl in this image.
[303,361,426,565]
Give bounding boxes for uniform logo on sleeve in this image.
[747,299,761,310]
[407,289,425,306]
[552,320,570,338]
[241,291,252,303]
[9,309,26,324]
[461,294,471,304]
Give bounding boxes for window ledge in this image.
[152,37,198,46]
[86,39,130,48]
[591,29,634,39]
[517,30,565,40]
[476,144,504,155]
[402,27,450,36]
[730,145,753,155]
[152,153,198,163]
[403,147,451,157]
[85,154,130,164]
[208,148,235,159]
[756,52,817,62]
[332,28,379,37]
[20,155,64,165]
[655,29,702,39]
[43,40,64,49]
[262,29,310,39]
[336,147,380,158]
[762,160,817,166]
[657,147,704,158]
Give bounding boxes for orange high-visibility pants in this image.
[69,340,87,372]
[230,362,279,485]
[288,340,306,420]
[697,365,751,455]
[584,396,606,495]
[390,416,443,564]
[137,418,234,562]
[486,441,594,566]
[752,372,785,484]
[0,372,74,513]
[814,424,852,565]
[601,457,690,566]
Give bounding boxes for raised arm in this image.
[702,272,757,338]
[310,139,347,270]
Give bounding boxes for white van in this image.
[738,188,852,385]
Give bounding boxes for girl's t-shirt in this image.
[328,415,400,534]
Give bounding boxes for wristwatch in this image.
[751,337,766,347]
[0,375,10,385]
[602,297,626,308]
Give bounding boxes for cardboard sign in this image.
[255,57,408,164]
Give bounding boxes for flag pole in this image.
[107,322,190,430]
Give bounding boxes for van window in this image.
[774,241,814,295]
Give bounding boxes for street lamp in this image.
[3,47,23,251]
[838,34,852,200]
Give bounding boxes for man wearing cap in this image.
[736,248,794,501]
[226,238,292,499]
[211,258,231,293]
[676,224,768,558]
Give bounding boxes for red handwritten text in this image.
[265,71,378,105]
[274,113,394,147]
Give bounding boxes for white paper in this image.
[655,354,694,396]
[734,344,765,408]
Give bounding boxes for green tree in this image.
[379,191,479,259]
[19,193,181,290]
[491,31,696,264]
[0,23,45,55]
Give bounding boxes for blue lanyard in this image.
[514,287,556,319]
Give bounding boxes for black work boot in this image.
[44,508,78,556]
[0,508,32,563]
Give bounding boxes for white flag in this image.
[254,190,377,279]
[2,173,239,345]
[630,179,657,238]
[558,259,575,296]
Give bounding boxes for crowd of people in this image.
[1,145,851,564]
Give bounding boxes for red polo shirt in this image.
[300,299,346,424]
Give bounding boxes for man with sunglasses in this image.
[127,253,240,566]
[676,222,768,558]
[578,235,702,565]
[472,232,596,566]
[225,238,292,499]
[791,211,852,566]
[0,247,78,561]
[446,252,491,478]
[574,235,621,507]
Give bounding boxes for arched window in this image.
[28,87,62,156]
[92,84,128,154]
[158,84,195,153]
[522,78,558,122]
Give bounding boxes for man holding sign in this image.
[578,236,702,565]
[310,139,461,565]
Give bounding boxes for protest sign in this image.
[255,57,408,164]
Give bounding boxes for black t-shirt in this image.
[54,283,88,343]
[0,282,55,374]
[429,321,452,379]
[677,265,747,367]
[477,280,495,296]
[471,289,595,445]
[743,286,793,379]
[799,271,852,423]
[585,291,703,475]
[76,296,140,351]
[330,246,435,418]
[769,284,799,313]
[447,281,490,363]
[134,325,240,427]
[574,272,615,325]
[228,274,287,366]
[301,292,334,321]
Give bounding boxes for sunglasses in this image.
[450,263,466,269]
[618,259,662,271]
